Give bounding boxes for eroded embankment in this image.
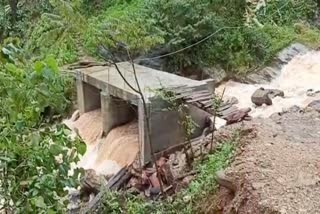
[204,106,320,214]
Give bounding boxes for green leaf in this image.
[34,196,46,208]
[47,209,56,214]
[49,144,64,155]
[45,56,58,72]
[34,61,43,73]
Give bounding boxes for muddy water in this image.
[217,51,320,118]
[64,110,138,176]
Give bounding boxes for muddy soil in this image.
[208,106,320,214]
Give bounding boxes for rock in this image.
[284,105,301,113]
[276,43,310,64]
[251,88,273,106]
[252,182,265,190]
[215,170,237,192]
[306,89,320,97]
[80,169,105,196]
[267,89,284,99]
[150,187,161,196]
[251,88,284,106]
[307,100,320,112]
[70,110,80,122]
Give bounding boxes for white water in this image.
[217,51,320,118]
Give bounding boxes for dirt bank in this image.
[206,106,320,214]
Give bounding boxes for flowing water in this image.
[217,51,320,118]
[64,109,139,176]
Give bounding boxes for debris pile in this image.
[69,129,232,212]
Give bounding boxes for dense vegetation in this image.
[1,0,320,212]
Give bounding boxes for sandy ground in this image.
[205,106,320,214]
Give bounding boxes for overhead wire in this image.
[134,26,241,62]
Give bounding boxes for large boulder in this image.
[251,88,284,106]
[251,88,273,106]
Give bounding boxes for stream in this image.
[217,50,320,118]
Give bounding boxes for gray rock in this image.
[202,66,227,84]
[251,88,273,106]
[306,89,320,97]
[276,43,310,64]
[150,187,161,196]
[251,88,284,106]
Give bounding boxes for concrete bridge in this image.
[75,62,214,163]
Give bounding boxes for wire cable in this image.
[135,26,241,62]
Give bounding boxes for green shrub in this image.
[26,0,85,64]
[0,48,72,128]
[0,41,81,213]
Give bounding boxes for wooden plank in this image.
[186,95,212,103]
[106,166,128,189]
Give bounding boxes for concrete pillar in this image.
[138,98,151,164]
[101,91,134,136]
[76,73,101,114]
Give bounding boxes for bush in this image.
[0,43,72,128]
[0,125,83,213]
[0,41,82,213]
[26,0,85,64]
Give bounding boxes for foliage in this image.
[83,0,164,57]
[144,0,320,74]
[0,43,72,128]
[95,134,238,213]
[26,0,85,64]
[249,0,317,26]
[0,41,82,213]
[0,0,52,40]
[0,125,83,213]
